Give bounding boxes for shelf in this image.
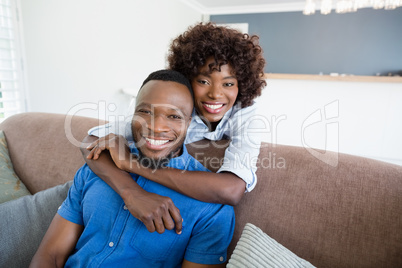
[264,73,402,83]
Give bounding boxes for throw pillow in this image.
[0,180,72,268]
[0,130,31,203]
[227,223,316,268]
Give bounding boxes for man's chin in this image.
[137,149,177,170]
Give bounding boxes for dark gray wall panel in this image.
[211,8,402,75]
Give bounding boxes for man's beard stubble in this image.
[136,149,173,170]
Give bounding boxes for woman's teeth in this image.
[204,104,223,110]
[145,138,169,146]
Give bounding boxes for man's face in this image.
[132,80,193,168]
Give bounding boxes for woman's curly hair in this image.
[167,22,266,108]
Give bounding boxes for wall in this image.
[255,78,402,165]
[20,0,202,120]
[211,8,402,76]
[211,9,402,165]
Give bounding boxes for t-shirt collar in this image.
[129,142,188,168]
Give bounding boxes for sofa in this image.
[0,112,401,267]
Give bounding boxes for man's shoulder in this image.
[73,164,100,184]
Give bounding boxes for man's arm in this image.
[81,135,183,234]
[30,214,83,268]
[182,260,225,268]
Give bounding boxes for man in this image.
[30,70,235,267]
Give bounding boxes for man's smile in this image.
[142,136,176,152]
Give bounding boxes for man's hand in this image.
[86,134,132,171]
[123,188,183,234]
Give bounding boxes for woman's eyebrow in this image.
[198,71,211,77]
[198,72,236,80]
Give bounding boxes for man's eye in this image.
[138,110,151,114]
[169,115,182,120]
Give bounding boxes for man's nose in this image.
[207,84,223,99]
[149,115,170,133]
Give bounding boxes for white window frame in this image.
[0,0,27,123]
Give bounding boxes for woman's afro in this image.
[167,22,267,107]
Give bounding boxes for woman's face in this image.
[191,57,239,126]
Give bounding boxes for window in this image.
[0,0,26,123]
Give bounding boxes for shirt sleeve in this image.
[217,103,265,192]
[87,120,133,141]
[184,204,235,265]
[57,165,88,225]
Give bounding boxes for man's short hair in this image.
[140,69,193,98]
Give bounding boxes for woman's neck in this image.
[202,119,219,132]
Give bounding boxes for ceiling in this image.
[182,0,307,14]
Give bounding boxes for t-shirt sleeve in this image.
[57,165,88,225]
[217,103,265,192]
[184,204,235,265]
[87,120,133,141]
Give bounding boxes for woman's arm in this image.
[87,135,246,206]
[30,214,83,268]
[128,164,245,206]
[81,135,183,234]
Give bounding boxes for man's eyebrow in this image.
[135,103,150,109]
[168,107,191,118]
[136,103,191,117]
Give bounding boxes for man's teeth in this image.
[204,104,223,110]
[145,138,169,146]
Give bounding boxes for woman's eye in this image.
[198,79,209,85]
[224,82,235,87]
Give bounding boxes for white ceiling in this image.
[181,0,307,14]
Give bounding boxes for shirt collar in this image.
[192,104,236,130]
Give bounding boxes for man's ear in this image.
[186,116,192,128]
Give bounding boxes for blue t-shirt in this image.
[58,145,235,267]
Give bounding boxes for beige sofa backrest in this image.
[0,113,104,193]
[1,112,401,267]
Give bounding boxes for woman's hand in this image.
[86,134,132,171]
[122,188,183,234]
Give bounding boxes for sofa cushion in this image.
[0,113,106,193]
[227,223,315,268]
[0,130,30,203]
[0,180,72,268]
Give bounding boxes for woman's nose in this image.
[207,84,223,99]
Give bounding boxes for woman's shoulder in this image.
[229,101,258,117]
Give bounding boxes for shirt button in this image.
[123,205,128,210]
[219,256,224,262]
[109,242,114,247]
